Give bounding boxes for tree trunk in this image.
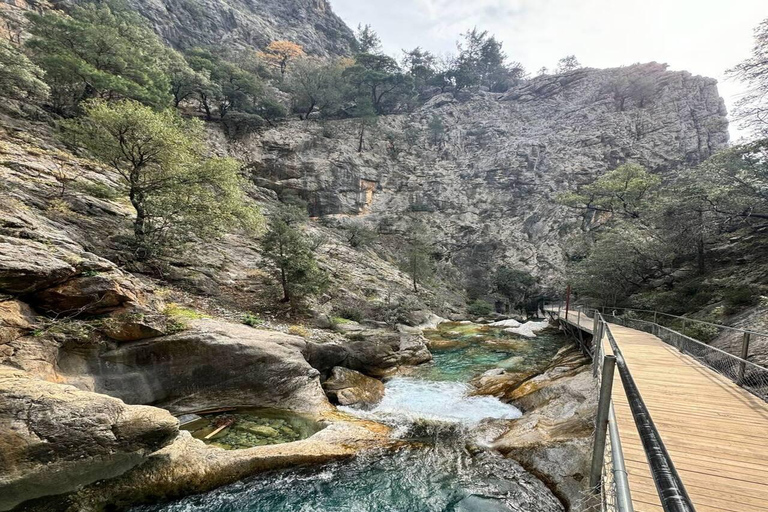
[280,265,290,302]
[358,124,365,153]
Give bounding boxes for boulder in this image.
[0,237,77,294]
[32,273,142,315]
[0,300,36,344]
[323,366,385,408]
[86,319,331,413]
[99,307,167,342]
[345,332,432,376]
[305,331,432,378]
[0,365,178,511]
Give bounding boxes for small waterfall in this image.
[341,377,521,426]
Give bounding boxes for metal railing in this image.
[549,307,696,512]
[601,312,768,402]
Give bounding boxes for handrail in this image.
[596,306,768,338]
[602,316,696,512]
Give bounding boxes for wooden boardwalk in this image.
[558,310,768,512]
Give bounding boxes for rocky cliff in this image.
[54,0,356,55]
[228,63,729,287]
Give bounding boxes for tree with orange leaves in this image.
[259,41,305,76]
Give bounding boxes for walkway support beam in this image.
[590,354,616,490]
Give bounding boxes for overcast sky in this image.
[329,0,767,141]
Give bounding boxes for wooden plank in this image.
[588,318,768,512]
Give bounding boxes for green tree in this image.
[286,57,346,119]
[557,55,581,73]
[495,267,537,309]
[401,47,436,90]
[558,163,661,219]
[344,221,378,248]
[402,235,434,292]
[452,28,523,92]
[261,205,327,303]
[344,53,413,114]
[63,100,259,258]
[0,40,49,102]
[354,97,378,153]
[185,48,264,119]
[25,3,183,114]
[355,24,382,54]
[728,17,768,136]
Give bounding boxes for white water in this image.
[341,377,521,425]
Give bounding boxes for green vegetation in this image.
[494,267,538,309]
[63,100,261,258]
[241,313,264,327]
[261,205,327,304]
[401,234,434,293]
[0,40,49,102]
[25,2,185,114]
[466,299,493,317]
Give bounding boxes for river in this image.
[134,323,567,512]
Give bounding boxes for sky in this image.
[329,0,767,142]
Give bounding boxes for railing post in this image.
[609,404,634,512]
[653,310,658,324]
[577,308,582,326]
[738,332,751,384]
[590,355,616,490]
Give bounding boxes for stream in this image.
[135,323,567,512]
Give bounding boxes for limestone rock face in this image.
[83,319,331,413]
[32,273,143,315]
[0,300,36,344]
[59,0,355,56]
[237,63,729,284]
[0,366,178,511]
[323,366,385,407]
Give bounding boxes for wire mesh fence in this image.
[604,314,768,402]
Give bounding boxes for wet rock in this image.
[32,273,142,315]
[485,347,597,511]
[26,416,390,512]
[0,300,36,344]
[323,366,385,408]
[345,331,432,377]
[0,365,178,511]
[305,331,432,378]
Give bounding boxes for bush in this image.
[333,307,363,323]
[681,322,719,343]
[467,299,493,317]
[221,111,265,138]
[241,313,264,327]
[288,324,310,337]
[723,285,760,314]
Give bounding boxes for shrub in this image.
[288,324,310,337]
[164,303,207,320]
[723,285,760,315]
[221,111,265,138]
[241,313,264,327]
[467,299,493,317]
[333,307,363,323]
[681,322,720,343]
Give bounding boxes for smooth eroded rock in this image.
[0,365,178,511]
[323,366,385,408]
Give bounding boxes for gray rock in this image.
[0,365,178,511]
[60,0,356,57]
[82,319,331,413]
[322,366,385,408]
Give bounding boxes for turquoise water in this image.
[135,323,568,512]
[133,446,563,512]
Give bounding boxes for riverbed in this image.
[134,323,567,512]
